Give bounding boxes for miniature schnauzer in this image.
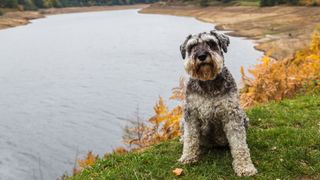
[178,30,257,176]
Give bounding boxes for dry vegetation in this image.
[122,78,185,149]
[240,26,320,108]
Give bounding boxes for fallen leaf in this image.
[172,168,183,176]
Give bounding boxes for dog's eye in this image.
[207,40,216,49]
[187,45,195,53]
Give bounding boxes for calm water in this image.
[0,9,262,179]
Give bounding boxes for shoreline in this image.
[0,4,148,31]
[2,4,319,59]
[140,5,320,59]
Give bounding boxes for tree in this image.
[111,0,120,5]
[52,0,63,7]
[200,0,208,7]
[260,0,276,6]
[287,0,299,5]
[4,0,18,8]
[33,0,44,8]
[23,0,37,10]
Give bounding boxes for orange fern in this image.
[77,151,98,169]
[240,28,320,108]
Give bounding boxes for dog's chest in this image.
[186,93,223,120]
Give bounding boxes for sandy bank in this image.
[140,5,320,59]
[0,4,148,31]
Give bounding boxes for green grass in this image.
[231,0,260,6]
[74,94,320,179]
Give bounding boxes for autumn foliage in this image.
[71,151,99,175]
[240,27,320,108]
[122,79,185,149]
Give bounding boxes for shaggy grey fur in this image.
[178,30,257,176]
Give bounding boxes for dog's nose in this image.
[197,52,208,61]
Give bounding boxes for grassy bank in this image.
[73,94,320,179]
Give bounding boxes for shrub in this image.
[33,0,44,8]
[287,0,299,4]
[123,78,185,149]
[9,0,18,8]
[0,0,18,8]
[52,0,63,8]
[200,0,209,7]
[311,0,319,6]
[23,0,38,10]
[260,0,276,6]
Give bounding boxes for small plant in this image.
[0,10,3,16]
[123,78,186,149]
[123,97,183,149]
[77,151,98,168]
[74,151,98,175]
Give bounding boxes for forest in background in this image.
[157,0,319,7]
[1,0,319,16]
[0,0,156,12]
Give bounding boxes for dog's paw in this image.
[179,136,184,143]
[178,155,199,164]
[233,162,257,176]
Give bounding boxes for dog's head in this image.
[180,30,230,81]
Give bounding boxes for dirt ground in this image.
[0,11,44,30]
[141,5,320,59]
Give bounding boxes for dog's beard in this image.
[184,52,223,81]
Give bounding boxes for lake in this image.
[0,9,263,179]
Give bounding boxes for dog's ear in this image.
[180,34,192,59]
[210,30,230,53]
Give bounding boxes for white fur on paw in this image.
[178,155,199,164]
[234,162,257,176]
[179,136,184,143]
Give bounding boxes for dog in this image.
[178,30,257,176]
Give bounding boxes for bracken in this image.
[240,26,320,108]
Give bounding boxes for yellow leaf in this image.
[77,151,98,169]
[172,168,183,176]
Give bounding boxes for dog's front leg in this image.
[223,113,257,176]
[178,111,201,164]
